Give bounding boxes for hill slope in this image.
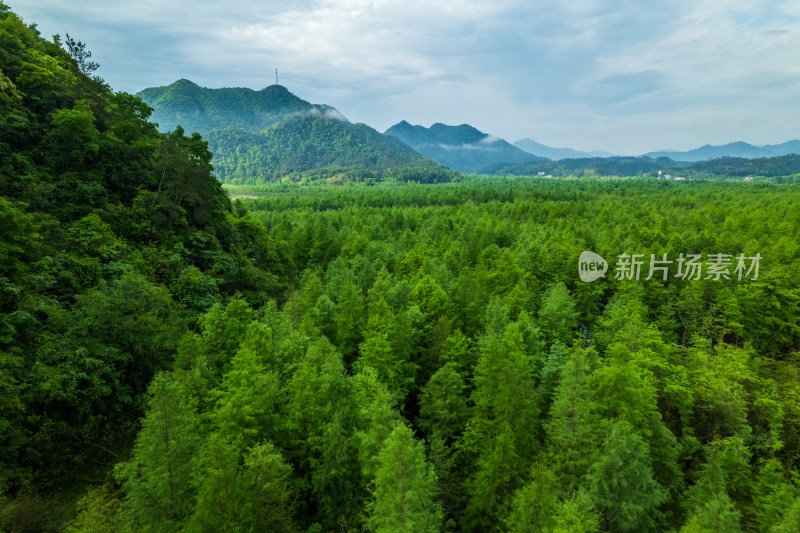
[385,121,547,173]
[207,115,456,183]
[138,82,455,182]
[0,4,289,517]
[136,79,334,134]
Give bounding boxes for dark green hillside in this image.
[207,115,458,183]
[136,79,327,134]
[0,6,289,526]
[137,82,457,182]
[386,120,546,173]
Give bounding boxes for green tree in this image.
[418,363,469,442]
[546,346,600,490]
[586,420,666,533]
[356,297,417,399]
[538,282,579,347]
[335,278,365,361]
[366,423,443,533]
[212,323,284,448]
[505,462,559,533]
[770,497,800,533]
[115,372,201,532]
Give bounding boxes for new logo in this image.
[579,251,607,282]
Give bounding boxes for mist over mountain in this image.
[385,121,547,173]
[514,138,616,160]
[138,80,453,183]
[643,140,800,162]
[206,115,453,183]
[136,79,337,134]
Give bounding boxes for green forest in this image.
[3,4,800,532]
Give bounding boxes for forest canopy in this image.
[1,3,800,532]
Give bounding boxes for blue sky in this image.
[12,0,800,154]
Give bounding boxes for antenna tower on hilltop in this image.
[275,68,278,85]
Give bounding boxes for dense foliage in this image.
[0,6,288,527]
[3,4,800,532]
[135,79,326,135]
[206,115,456,184]
[671,154,800,181]
[82,177,799,533]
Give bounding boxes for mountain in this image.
[514,138,616,160]
[136,79,334,134]
[206,115,456,183]
[385,121,547,173]
[644,140,800,162]
[137,81,456,183]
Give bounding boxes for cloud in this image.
[308,107,350,122]
[10,0,800,154]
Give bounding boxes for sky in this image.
[11,0,800,154]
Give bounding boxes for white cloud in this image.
[11,0,800,154]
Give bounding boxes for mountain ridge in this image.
[138,79,455,183]
[514,138,616,160]
[385,121,547,173]
[643,140,800,161]
[136,79,336,134]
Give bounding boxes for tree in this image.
[187,435,298,533]
[240,442,298,532]
[418,363,469,442]
[770,497,800,533]
[335,278,365,361]
[551,490,600,533]
[681,444,743,533]
[197,297,253,376]
[546,346,599,490]
[538,282,579,347]
[751,458,799,532]
[505,462,559,533]
[212,323,284,448]
[366,423,442,533]
[64,485,133,533]
[115,372,201,532]
[586,420,666,532]
[356,297,417,399]
[65,33,99,75]
[45,101,100,172]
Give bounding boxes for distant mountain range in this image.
[136,80,452,182]
[385,121,547,173]
[137,79,800,181]
[643,141,800,162]
[514,139,616,160]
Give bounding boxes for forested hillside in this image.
[0,5,288,528]
[137,81,456,184]
[3,4,800,533]
[206,115,458,184]
[136,79,328,135]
